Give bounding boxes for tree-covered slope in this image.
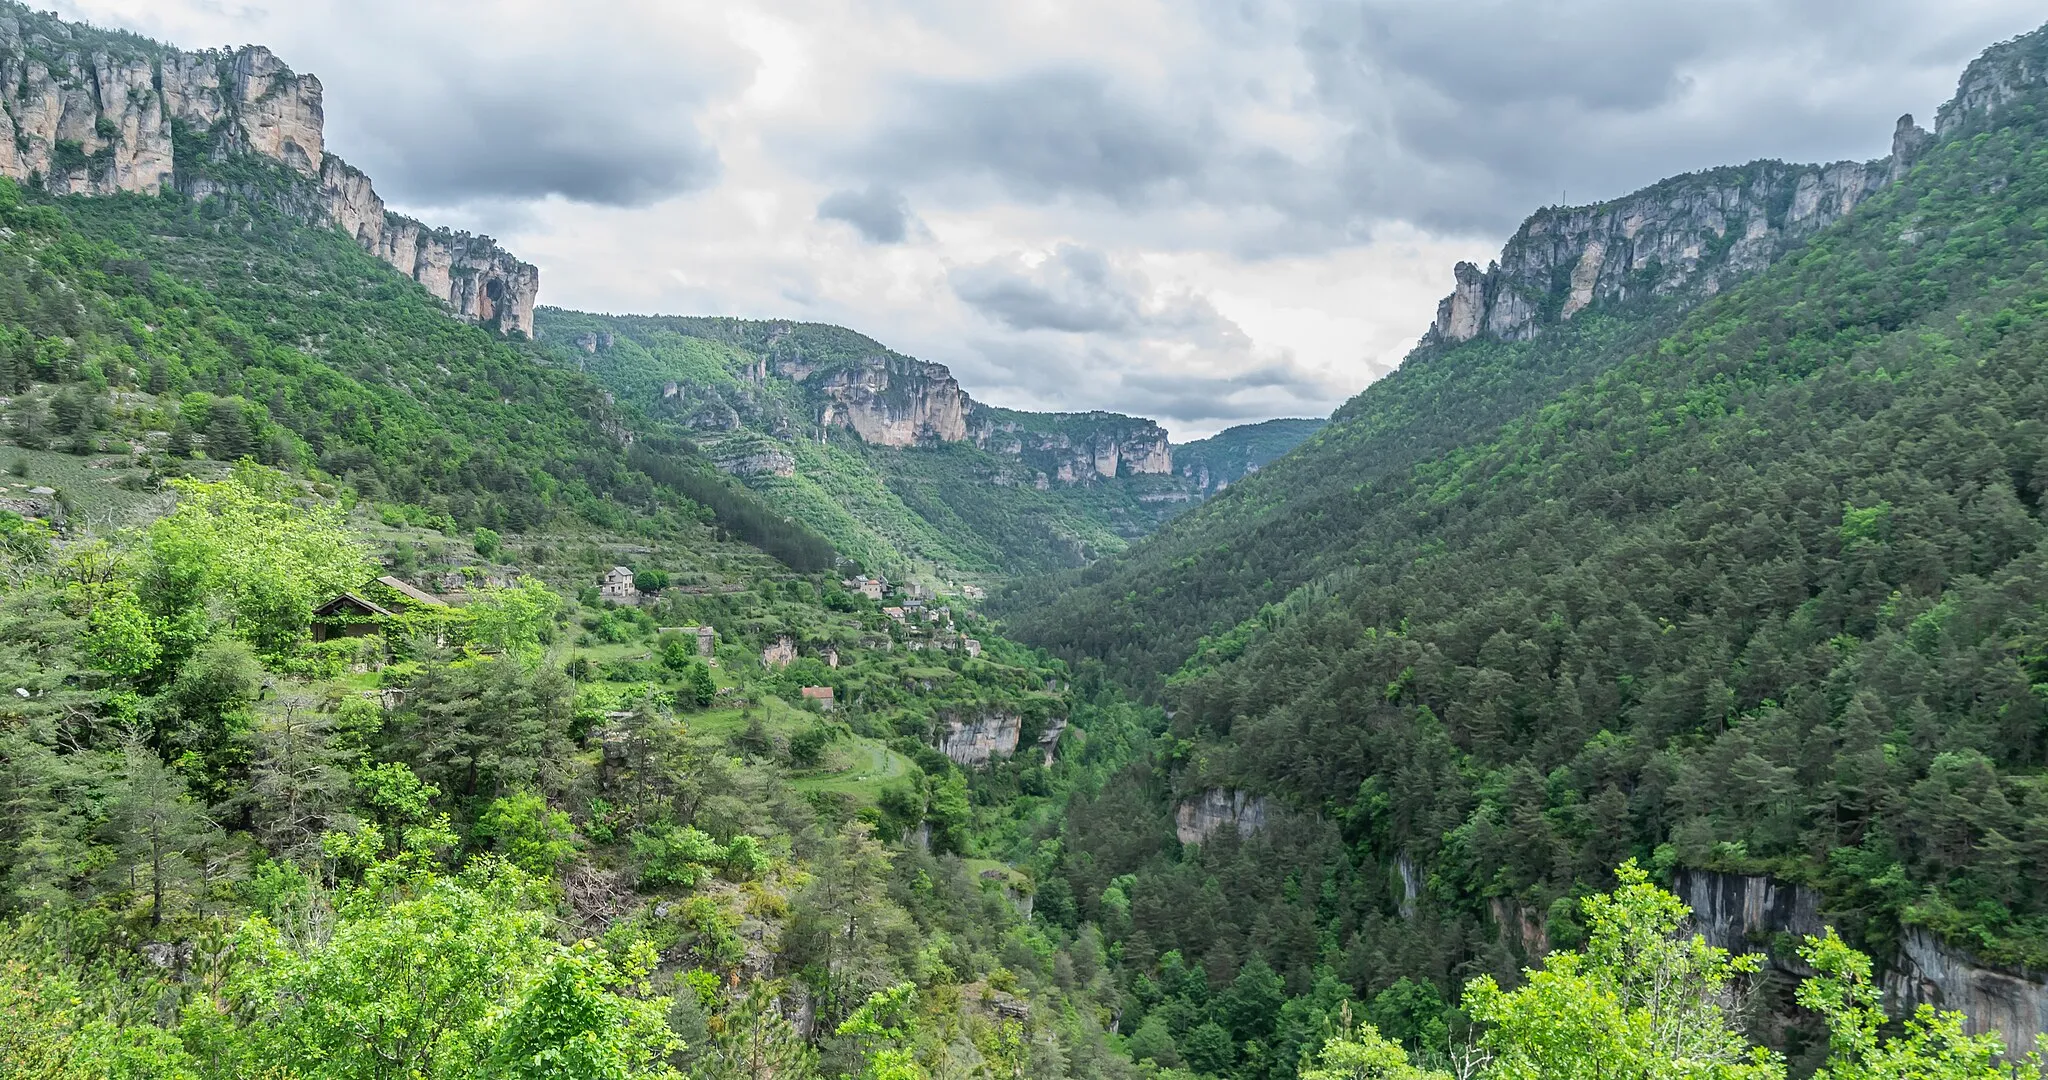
[1168,418,1325,497]
[1023,19,2048,1013]
[0,168,837,569]
[534,309,1263,581]
[1000,127,1930,694]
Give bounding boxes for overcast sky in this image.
[51,0,2048,439]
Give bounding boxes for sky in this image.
[49,0,2048,439]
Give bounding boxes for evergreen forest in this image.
[7,5,2048,1080]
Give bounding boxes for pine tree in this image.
[103,737,217,926]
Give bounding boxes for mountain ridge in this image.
[0,2,539,336]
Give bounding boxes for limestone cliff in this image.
[1426,152,1898,346]
[1887,927,2048,1057]
[776,326,1173,482]
[0,6,536,336]
[815,354,972,446]
[1676,869,2048,1057]
[1173,789,1270,845]
[937,710,1022,766]
[1936,20,2048,137]
[971,409,1173,484]
[1425,20,2048,349]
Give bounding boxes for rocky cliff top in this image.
[1425,19,2048,350]
[1424,152,1899,347]
[1936,20,2048,136]
[0,3,537,336]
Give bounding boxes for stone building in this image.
[599,566,637,600]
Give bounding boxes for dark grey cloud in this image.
[950,244,1247,346]
[854,69,1211,203]
[1299,0,2048,234]
[348,96,721,208]
[818,186,916,243]
[250,2,747,209]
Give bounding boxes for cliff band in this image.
[0,10,537,335]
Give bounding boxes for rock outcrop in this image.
[0,9,536,336]
[1675,869,1826,976]
[1425,21,2048,350]
[1887,929,2048,1058]
[938,710,1022,766]
[803,342,1174,482]
[1936,20,2048,137]
[1676,869,2048,1057]
[816,355,972,446]
[972,411,1173,483]
[711,444,797,478]
[1426,154,1896,347]
[1174,789,1270,845]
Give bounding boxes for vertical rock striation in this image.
[937,710,1023,766]
[1173,789,1270,845]
[0,8,537,336]
[816,355,972,446]
[970,410,1173,484]
[1427,18,2048,350]
[1425,154,1898,346]
[1676,869,2048,1057]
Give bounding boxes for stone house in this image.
[963,638,982,658]
[800,686,835,709]
[599,566,637,600]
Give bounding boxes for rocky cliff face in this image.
[1677,869,2048,1057]
[1675,869,1826,976]
[0,8,536,336]
[322,158,539,337]
[815,355,972,446]
[938,710,1022,766]
[1426,151,1899,346]
[1936,21,2048,137]
[1173,789,1270,845]
[1426,21,2048,350]
[801,343,1174,483]
[971,410,1173,484]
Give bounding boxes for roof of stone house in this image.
[375,575,448,608]
[315,592,396,619]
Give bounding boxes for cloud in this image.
[62,0,750,209]
[940,245,1338,432]
[1298,0,2048,232]
[853,69,1211,203]
[48,0,2048,439]
[352,94,722,208]
[950,244,1247,346]
[818,186,918,244]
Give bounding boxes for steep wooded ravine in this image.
[1013,16,2048,1062]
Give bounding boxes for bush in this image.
[630,822,724,889]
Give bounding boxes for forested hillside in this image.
[8,3,2048,1079]
[534,310,1320,581]
[998,16,2048,1068]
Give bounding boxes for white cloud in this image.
[48,0,2048,437]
